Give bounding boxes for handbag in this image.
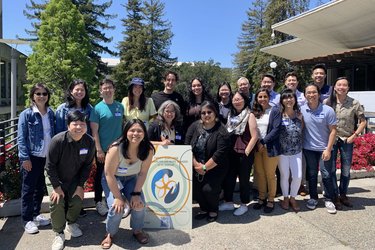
[234,135,247,154]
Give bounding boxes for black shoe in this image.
[207,213,218,222]
[194,212,208,220]
[264,202,274,213]
[253,199,266,210]
[79,208,87,217]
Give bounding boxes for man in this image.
[311,63,332,101]
[284,72,306,107]
[46,110,95,250]
[301,83,337,214]
[237,76,254,108]
[260,74,280,106]
[151,70,186,114]
[90,78,124,216]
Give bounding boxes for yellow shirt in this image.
[121,97,157,128]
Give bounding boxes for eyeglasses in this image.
[35,92,48,96]
[201,111,213,116]
[232,98,244,103]
[164,110,175,114]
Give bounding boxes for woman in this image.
[17,83,54,234]
[185,101,230,222]
[219,91,258,216]
[100,119,155,249]
[252,88,281,213]
[55,79,93,134]
[185,78,213,129]
[278,89,303,212]
[55,79,94,216]
[147,100,184,145]
[216,82,232,124]
[325,77,366,209]
[122,77,157,128]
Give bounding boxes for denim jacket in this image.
[17,107,55,162]
[55,103,92,135]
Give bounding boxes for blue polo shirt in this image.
[301,103,336,151]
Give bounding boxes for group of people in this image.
[17,63,366,250]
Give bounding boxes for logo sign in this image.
[143,145,192,229]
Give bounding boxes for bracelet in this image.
[202,165,207,172]
[130,191,141,196]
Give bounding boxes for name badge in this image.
[176,135,182,140]
[79,148,88,155]
[315,113,324,118]
[282,118,289,126]
[115,112,122,117]
[117,167,128,175]
[117,180,124,190]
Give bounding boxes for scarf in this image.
[226,108,250,135]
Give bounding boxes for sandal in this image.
[263,201,274,213]
[133,230,149,244]
[101,234,113,249]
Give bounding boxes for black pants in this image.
[223,151,254,204]
[193,167,226,213]
[94,157,105,203]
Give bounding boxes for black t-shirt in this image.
[151,91,186,115]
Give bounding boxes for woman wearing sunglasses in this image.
[185,101,230,222]
[17,83,55,234]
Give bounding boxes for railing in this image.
[0,117,18,171]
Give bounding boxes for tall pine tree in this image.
[114,0,176,97]
[26,0,95,107]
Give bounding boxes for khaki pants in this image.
[50,182,83,233]
[254,147,279,202]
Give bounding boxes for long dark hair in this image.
[216,81,233,103]
[188,77,212,105]
[252,88,270,119]
[128,84,146,111]
[279,88,300,113]
[326,76,349,108]
[29,83,51,107]
[66,79,90,109]
[112,119,154,161]
[230,91,249,116]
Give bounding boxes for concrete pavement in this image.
[1,177,375,249]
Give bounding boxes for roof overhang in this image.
[261,0,375,63]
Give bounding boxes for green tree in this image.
[114,0,176,98]
[23,0,116,103]
[26,0,95,107]
[172,60,232,100]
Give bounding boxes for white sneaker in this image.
[52,233,65,250]
[24,221,39,234]
[65,223,83,237]
[325,200,337,214]
[96,201,108,216]
[233,204,248,216]
[306,199,318,210]
[34,214,51,226]
[219,202,235,211]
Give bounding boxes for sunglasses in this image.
[35,92,48,96]
[201,111,213,116]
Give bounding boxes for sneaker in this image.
[52,233,65,250]
[325,201,337,214]
[24,221,39,234]
[33,214,51,226]
[65,223,83,237]
[218,202,235,211]
[306,199,318,210]
[96,201,108,216]
[233,204,248,216]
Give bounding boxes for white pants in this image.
[278,152,302,197]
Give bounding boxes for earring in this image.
[215,117,219,122]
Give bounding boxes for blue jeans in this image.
[303,149,335,200]
[21,155,46,223]
[102,174,145,235]
[332,139,354,196]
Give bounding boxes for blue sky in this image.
[3,1,324,68]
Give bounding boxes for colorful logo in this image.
[151,169,180,204]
